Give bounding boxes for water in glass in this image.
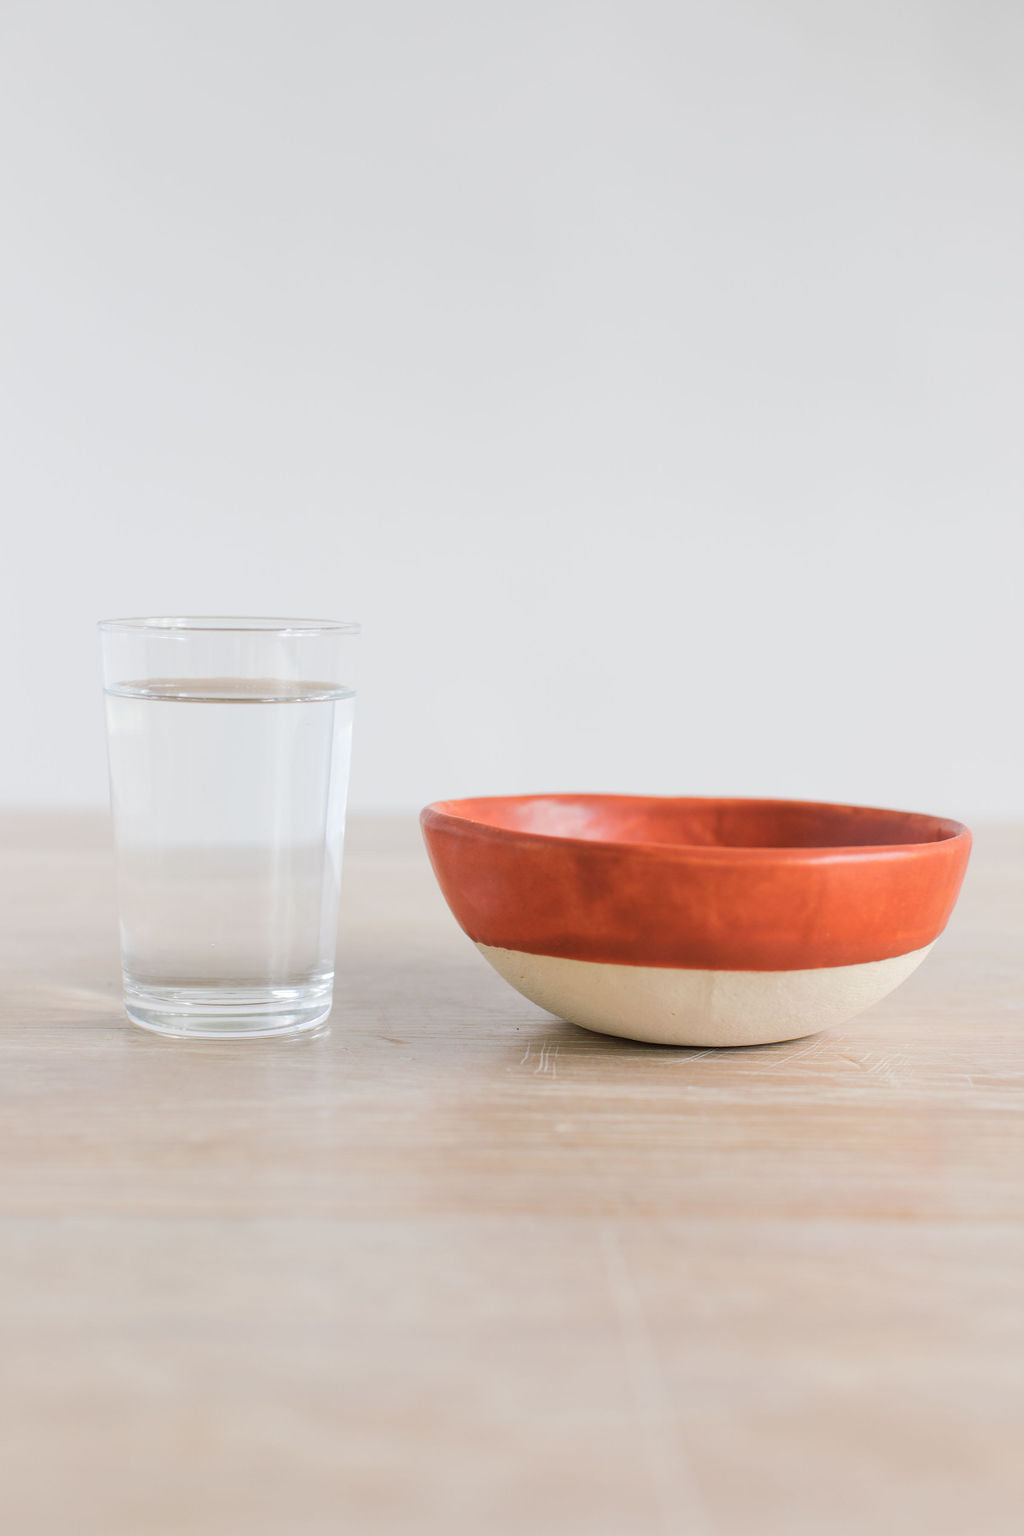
[104,676,354,1037]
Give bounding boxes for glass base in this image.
[123,978,333,1040]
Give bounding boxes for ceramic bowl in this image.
[420,795,971,1048]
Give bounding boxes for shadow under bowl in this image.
[420,795,971,1048]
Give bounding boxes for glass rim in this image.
[97,615,361,636]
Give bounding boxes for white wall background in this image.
[2,0,1021,818]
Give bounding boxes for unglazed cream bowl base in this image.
[478,942,935,1048]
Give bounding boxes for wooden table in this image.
[1,813,1021,1536]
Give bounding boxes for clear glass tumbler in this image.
[99,616,359,1039]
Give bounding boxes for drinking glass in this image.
[99,616,359,1039]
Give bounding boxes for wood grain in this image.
[0,813,1021,1535]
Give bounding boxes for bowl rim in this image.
[421,793,971,861]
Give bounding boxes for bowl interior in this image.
[430,795,964,851]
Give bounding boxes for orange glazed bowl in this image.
[420,795,971,1048]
